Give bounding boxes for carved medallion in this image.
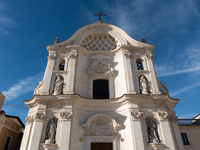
[87,59,115,76]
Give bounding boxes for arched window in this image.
[136,58,143,70]
[59,59,65,71]
[93,79,109,99]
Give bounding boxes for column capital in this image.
[158,111,168,120]
[48,54,56,60]
[68,50,77,59]
[35,112,46,121]
[123,50,132,59]
[145,53,153,59]
[25,115,34,124]
[131,111,143,120]
[60,111,73,120]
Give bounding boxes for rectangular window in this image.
[4,136,11,150]
[93,79,109,99]
[181,133,189,145]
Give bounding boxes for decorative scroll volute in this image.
[68,50,77,59]
[35,113,46,120]
[25,115,34,124]
[123,50,132,58]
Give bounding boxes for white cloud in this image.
[95,0,200,36]
[156,48,200,77]
[2,72,43,101]
[0,3,21,34]
[170,82,200,97]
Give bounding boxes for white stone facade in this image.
[20,22,184,150]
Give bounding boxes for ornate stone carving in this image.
[158,111,168,120]
[131,111,143,119]
[68,50,77,59]
[90,118,114,136]
[54,37,59,44]
[145,53,153,59]
[87,59,115,76]
[159,81,168,94]
[48,54,56,59]
[53,76,63,96]
[81,32,118,51]
[34,81,43,95]
[36,113,46,120]
[45,117,58,144]
[140,75,149,94]
[146,118,161,143]
[60,111,72,120]
[25,116,34,124]
[123,50,131,58]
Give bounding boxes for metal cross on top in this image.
[94,10,106,22]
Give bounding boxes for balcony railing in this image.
[178,119,200,126]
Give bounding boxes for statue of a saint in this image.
[53,76,63,95]
[146,119,160,143]
[140,75,149,94]
[45,118,57,144]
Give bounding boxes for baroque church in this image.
[20,16,192,150]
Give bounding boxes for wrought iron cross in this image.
[94,10,106,21]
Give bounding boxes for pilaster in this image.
[145,53,160,94]
[58,110,73,150]
[27,112,46,150]
[123,50,136,94]
[20,115,34,150]
[42,52,56,95]
[131,111,145,150]
[66,50,77,94]
[158,111,176,150]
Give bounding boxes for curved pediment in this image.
[46,22,155,52]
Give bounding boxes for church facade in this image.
[20,21,186,150]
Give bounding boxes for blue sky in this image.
[0,0,200,124]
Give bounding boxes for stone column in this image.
[42,52,56,95]
[58,111,72,149]
[66,50,77,94]
[123,50,136,94]
[131,111,145,150]
[145,53,160,94]
[27,112,46,150]
[20,115,34,150]
[158,111,176,150]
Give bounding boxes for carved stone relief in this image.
[68,50,77,59]
[90,118,114,136]
[34,81,43,95]
[146,118,161,143]
[60,111,72,120]
[36,113,46,120]
[48,54,56,60]
[131,111,143,119]
[53,76,63,95]
[25,115,34,124]
[87,59,115,77]
[158,111,168,120]
[45,117,58,144]
[123,50,132,58]
[159,81,169,94]
[139,75,149,94]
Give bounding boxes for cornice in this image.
[24,94,178,109]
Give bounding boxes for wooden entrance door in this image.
[91,143,113,150]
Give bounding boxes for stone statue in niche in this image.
[146,119,160,143]
[45,117,58,144]
[140,75,149,94]
[53,76,63,95]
